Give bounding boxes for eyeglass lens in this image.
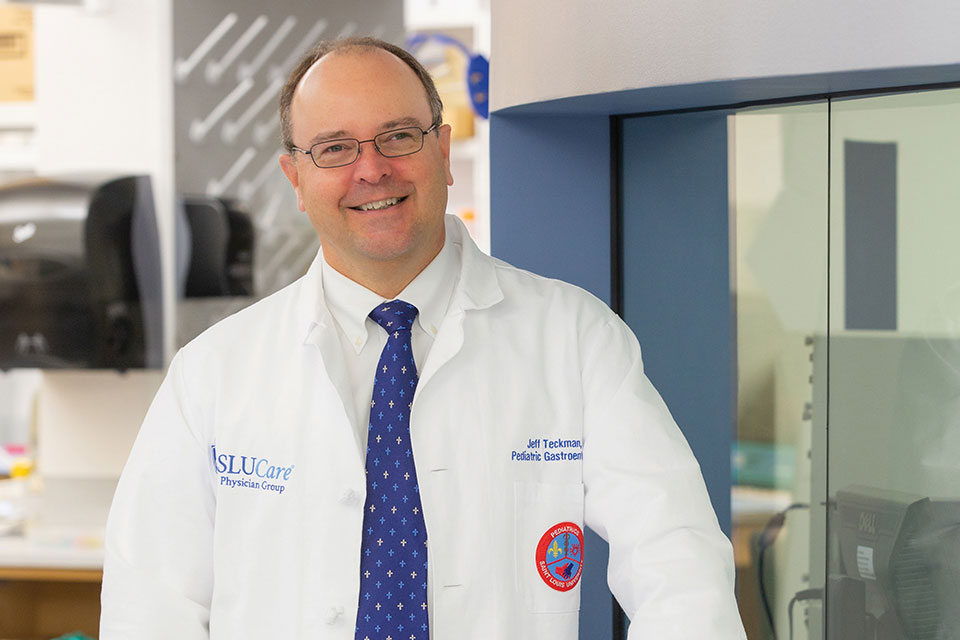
[309,127,426,168]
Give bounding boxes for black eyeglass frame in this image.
[290,123,441,169]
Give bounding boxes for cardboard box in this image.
[0,5,34,102]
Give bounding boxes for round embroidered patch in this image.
[535,521,584,591]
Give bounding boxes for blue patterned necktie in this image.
[356,300,429,640]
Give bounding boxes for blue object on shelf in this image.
[407,33,489,120]
[467,53,489,119]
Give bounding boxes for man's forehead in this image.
[292,47,432,135]
[297,47,417,97]
[301,47,365,75]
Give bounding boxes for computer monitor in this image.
[833,486,960,640]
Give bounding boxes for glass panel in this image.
[827,88,960,640]
[730,101,829,640]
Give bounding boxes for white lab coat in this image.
[101,217,745,640]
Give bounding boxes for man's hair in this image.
[279,36,444,153]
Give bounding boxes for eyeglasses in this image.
[291,123,440,169]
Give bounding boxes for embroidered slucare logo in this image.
[211,445,294,495]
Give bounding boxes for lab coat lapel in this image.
[416,217,503,391]
[306,316,358,438]
[416,308,464,392]
[299,256,365,466]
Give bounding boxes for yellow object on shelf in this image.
[11,457,33,478]
[428,45,474,140]
[0,5,35,102]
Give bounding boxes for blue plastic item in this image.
[407,33,489,119]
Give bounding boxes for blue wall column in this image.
[620,112,733,534]
[489,114,612,302]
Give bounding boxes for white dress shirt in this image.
[320,238,461,443]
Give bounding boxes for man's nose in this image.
[351,140,392,183]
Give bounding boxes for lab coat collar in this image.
[297,250,333,343]
[297,215,503,343]
[445,214,503,314]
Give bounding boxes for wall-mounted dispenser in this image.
[0,175,163,369]
[174,194,255,348]
[179,195,253,299]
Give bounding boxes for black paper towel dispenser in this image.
[0,175,163,369]
[179,195,254,298]
[173,195,256,348]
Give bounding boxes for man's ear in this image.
[279,153,306,212]
[437,124,454,187]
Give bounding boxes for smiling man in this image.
[100,38,746,640]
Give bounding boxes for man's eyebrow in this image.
[308,129,349,146]
[379,117,425,131]
[306,117,428,146]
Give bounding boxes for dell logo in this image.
[858,511,877,535]
[12,222,36,244]
[15,333,48,355]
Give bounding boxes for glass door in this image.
[730,101,829,640]
[826,88,960,640]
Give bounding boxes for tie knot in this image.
[369,300,419,332]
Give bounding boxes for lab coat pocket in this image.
[514,481,584,613]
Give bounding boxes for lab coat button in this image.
[323,605,344,624]
[339,487,360,505]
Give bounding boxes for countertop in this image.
[0,476,115,572]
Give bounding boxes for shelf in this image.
[449,137,479,161]
[0,146,37,171]
[0,102,37,129]
[403,0,486,30]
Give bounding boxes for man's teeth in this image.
[357,197,401,211]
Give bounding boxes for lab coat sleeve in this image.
[100,349,215,640]
[580,314,746,639]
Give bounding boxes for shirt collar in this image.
[320,235,459,353]
[297,215,501,345]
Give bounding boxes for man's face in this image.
[279,48,453,282]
